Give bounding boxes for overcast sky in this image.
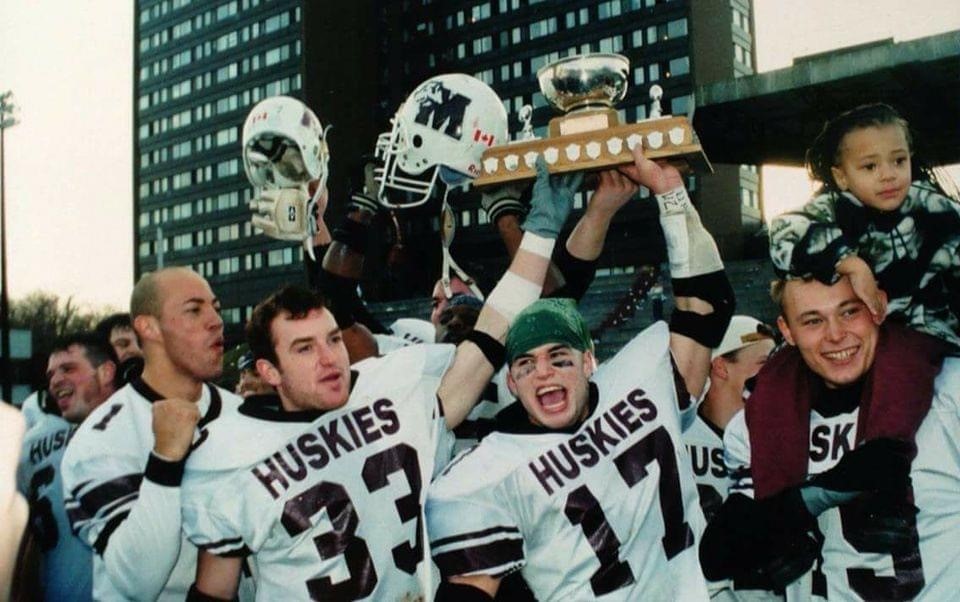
[0,0,958,309]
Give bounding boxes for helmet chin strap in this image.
[301,172,328,262]
[439,187,484,301]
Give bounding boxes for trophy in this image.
[472,53,712,187]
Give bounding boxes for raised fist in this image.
[152,399,201,462]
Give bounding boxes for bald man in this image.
[62,267,243,601]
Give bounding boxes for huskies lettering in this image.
[413,82,471,139]
[529,388,661,495]
[28,426,74,464]
[809,421,855,462]
[252,399,403,499]
[687,445,727,478]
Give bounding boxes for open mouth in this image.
[53,388,74,410]
[536,385,567,413]
[822,346,859,363]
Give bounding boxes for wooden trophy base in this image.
[473,113,712,188]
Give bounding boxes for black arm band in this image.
[187,584,236,602]
[304,244,331,290]
[144,452,185,487]
[436,581,495,602]
[463,330,506,369]
[316,269,359,329]
[549,243,597,302]
[332,217,371,255]
[670,270,735,348]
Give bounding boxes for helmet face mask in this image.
[242,96,329,191]
[376,74,508,208]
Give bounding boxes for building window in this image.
[471,2,491,22]
[529,17,557,40]
[648,63,660,81]
[475,69,493,84]
[216,127,238,147]
[647,18,688,44]
[473,35,492,55]
[598,1,621,19]
[598,35,622,53]
[668,56,689,77]
[671,94,691,116]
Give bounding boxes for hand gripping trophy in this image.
[374,73,508,298]
[242,96,331,260]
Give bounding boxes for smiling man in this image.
[61,267,243,601]
[16,333,117,601]
[700,275,958,600]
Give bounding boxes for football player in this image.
[684,316,775,522]
[95,313,145,385]
[16,333,118,601]
[682,316,778,601]
[701,275,960,600]
[61,267,243,601]
[180,143,583,599]
[425,145,735,600]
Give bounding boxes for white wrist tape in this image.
[486,271,542,322]
[655,186,694,216]
[519,231,556,259]
[660,213,690,273]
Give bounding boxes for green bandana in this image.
[505,298,593,364]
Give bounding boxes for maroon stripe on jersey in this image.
[199,537,250,557]
[431,525,520,548]
[67,473,143,525]
[433,539,524,578]
[93,510,130,555]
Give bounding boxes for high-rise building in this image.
[133,0,758,338]
[134,0,312,336]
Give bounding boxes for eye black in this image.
[412,134,423,148]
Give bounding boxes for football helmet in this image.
[242,96,329,191]
[375,73,508,208]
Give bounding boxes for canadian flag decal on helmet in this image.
[413,81,471,140]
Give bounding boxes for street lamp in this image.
[1,90,20,403]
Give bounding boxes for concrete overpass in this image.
[693,31,960,167]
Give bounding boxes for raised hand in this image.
[588,169,639,216]
[152,399,201,462]
[617,144,683,195]
[524,157,583,239]
[837,256,887,323]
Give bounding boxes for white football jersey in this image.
[61,378,242,602]
[375,318,437,354]
[684,412,731,523]
[182,343,456,601]
[724,357,960,601]
[426,322,710,601]
[17,416,92,601]
[19,390,54,431]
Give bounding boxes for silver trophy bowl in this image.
[537,53,630,113]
